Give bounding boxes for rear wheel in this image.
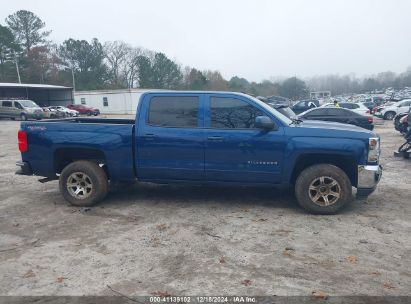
[383,111,395,120]
[295,164,352,214]
[59,160,108,207]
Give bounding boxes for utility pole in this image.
[71,68,75,92]
[14,50,21,84]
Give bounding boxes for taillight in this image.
[18,130,28,153]
[368,116,373,123]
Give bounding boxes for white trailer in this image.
[74,89,159,115]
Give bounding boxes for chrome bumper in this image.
[357,165,382,197]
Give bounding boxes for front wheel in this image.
[59,160,108,207]
[295,164,352,214]
[383,112,395,120]
[20,113,27,121]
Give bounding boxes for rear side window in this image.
[326,109,344,116]
[2,101,12,107]
[340,103,358,109]
[305,108,327,117]
[148,96,199,128]
[210,97,264,129]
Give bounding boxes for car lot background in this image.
[0,117,410,296]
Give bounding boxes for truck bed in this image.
[20,118,136,180]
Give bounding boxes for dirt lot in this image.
[0,118,410,296]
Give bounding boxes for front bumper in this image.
[15,161,33,175]
[356,165,382,198]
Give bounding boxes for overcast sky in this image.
[1,0,410,82]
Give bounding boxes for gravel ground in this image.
[0,118,410,297]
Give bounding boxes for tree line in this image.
[1,10,411,99]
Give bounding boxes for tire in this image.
[398,142,411,153]
[383,112,395,120]
[295,164,352,214]
[10,117,15,120]
[59,160,108,207]
[20,113,27,121]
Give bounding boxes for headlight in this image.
[368,137,380,162]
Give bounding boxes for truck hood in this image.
[289,119,376,138]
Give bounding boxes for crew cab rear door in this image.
[135,93,205,181]
[204,94,286,184]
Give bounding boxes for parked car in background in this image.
[372,101,396,116]
[361,101,377,113]
[291,99,319,114]
[256,96,296,119]
[298,107,374,130]
[67,104,100,116]
[42,107,63,119]
[267,103,296,119]
[376,99,411,120]
[0,99,43,120]
[394,113,408,134]
[50,106,79,117]
[322,102,369,116]
[266,95,291,105]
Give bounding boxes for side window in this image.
[103,97,108,107]
[341,103,353,109]
[210,97,264,129]
[2,101,12,107]
[306,109,325,117]
[81,98,86,105]
[14,102,23,109]
[326,109,342,116]
[401,100,411,107]
[148,96,199,128]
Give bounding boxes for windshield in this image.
[19,100,40,108]
[247,95,292,125]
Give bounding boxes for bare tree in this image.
[122,47,143,88]
[104,41,131,88]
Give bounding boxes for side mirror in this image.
[255,116,277,130]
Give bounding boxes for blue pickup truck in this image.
[16,91,382,214]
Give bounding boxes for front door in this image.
[136,94,205,181]
[204,95,286,184]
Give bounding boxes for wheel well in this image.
[54,148,108,176]
[291,154,357,186]
[384,111,395,117]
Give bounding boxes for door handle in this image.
[207,136,224,141]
